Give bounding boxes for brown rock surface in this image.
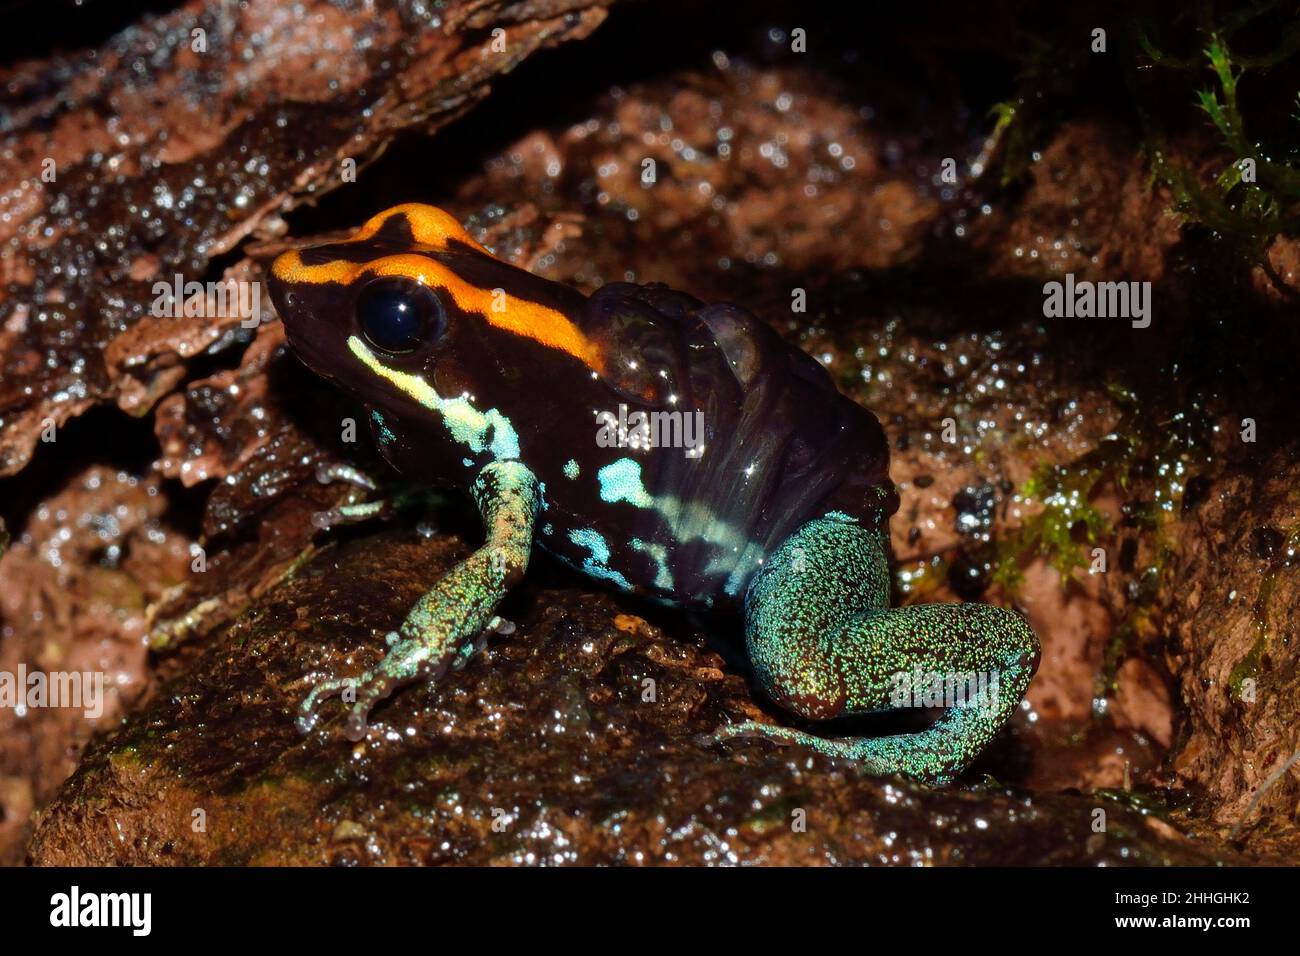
[1162,449,1300,859]
[0,0,613,476]
[28,529,1241,866]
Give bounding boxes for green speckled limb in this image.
[715,516,1040,784]
[297,459,539,739]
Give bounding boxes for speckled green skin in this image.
[715,515,1038,784]
[297,459,538,741]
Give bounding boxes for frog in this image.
[267,203,1040,784]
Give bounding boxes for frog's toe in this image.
[338,642,442,739]
[706,719,955,784]
[701,719,798,749]
[311,499,388,531]
[312,487,427,531]
[450,620,506,671]
[449,635,483,671]
[315,462,377,491]
[295,675,357,735]
[342,673,401,741]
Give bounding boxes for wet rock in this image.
[28,528,1242,865]
[0,465,191,863]
[1160,449,1300,860]
[142,321,350,652]
[0,0,615,476]
[968,120,1184,289]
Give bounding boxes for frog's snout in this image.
[266,256,333,374]
[265,262,297,325]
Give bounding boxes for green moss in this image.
[1140,13,1300,298]
[993,460,1112,589]
[982,6,1300,295]
[1092,785,1175,818]
[995,385,1213,600]
[993,386,1215,704]
[982,30,1085,187]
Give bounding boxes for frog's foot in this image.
[296,460,539,741]
[710,720,794,745]
[702,719,804,757]
[310,462,424,530]
[342,635,444,740]
[448,616,515,671]
[296,631,448,739]
[311,498,388,531]
[146,594,226,651]
[709,720,964,786]
[303,616,509,737]
[296,673,361,735]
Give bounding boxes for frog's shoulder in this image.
[579,282,698,407]
[581,281,788,409]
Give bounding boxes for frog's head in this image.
[268,204,605,433]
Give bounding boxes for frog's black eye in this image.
[355,277,445,354]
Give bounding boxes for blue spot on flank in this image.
[462,457,475,467]
[568,528,632,591]
[597,457,654,507]
[564,459,580,480]
[542,523,554,536]
[630,537,674,591]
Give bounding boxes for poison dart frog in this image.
[267,203,1040,783]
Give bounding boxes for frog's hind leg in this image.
[716,515,1039,784]
[297,459,539,740]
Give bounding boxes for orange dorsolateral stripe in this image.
[350,204,490,253]
[271,248,606,375]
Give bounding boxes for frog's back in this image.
[535,282,898,608]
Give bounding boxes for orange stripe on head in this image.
[269,249,606,374]
[351,204,489,253]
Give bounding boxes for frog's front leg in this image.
[718,515,1039,784]
[297,459,539,740]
